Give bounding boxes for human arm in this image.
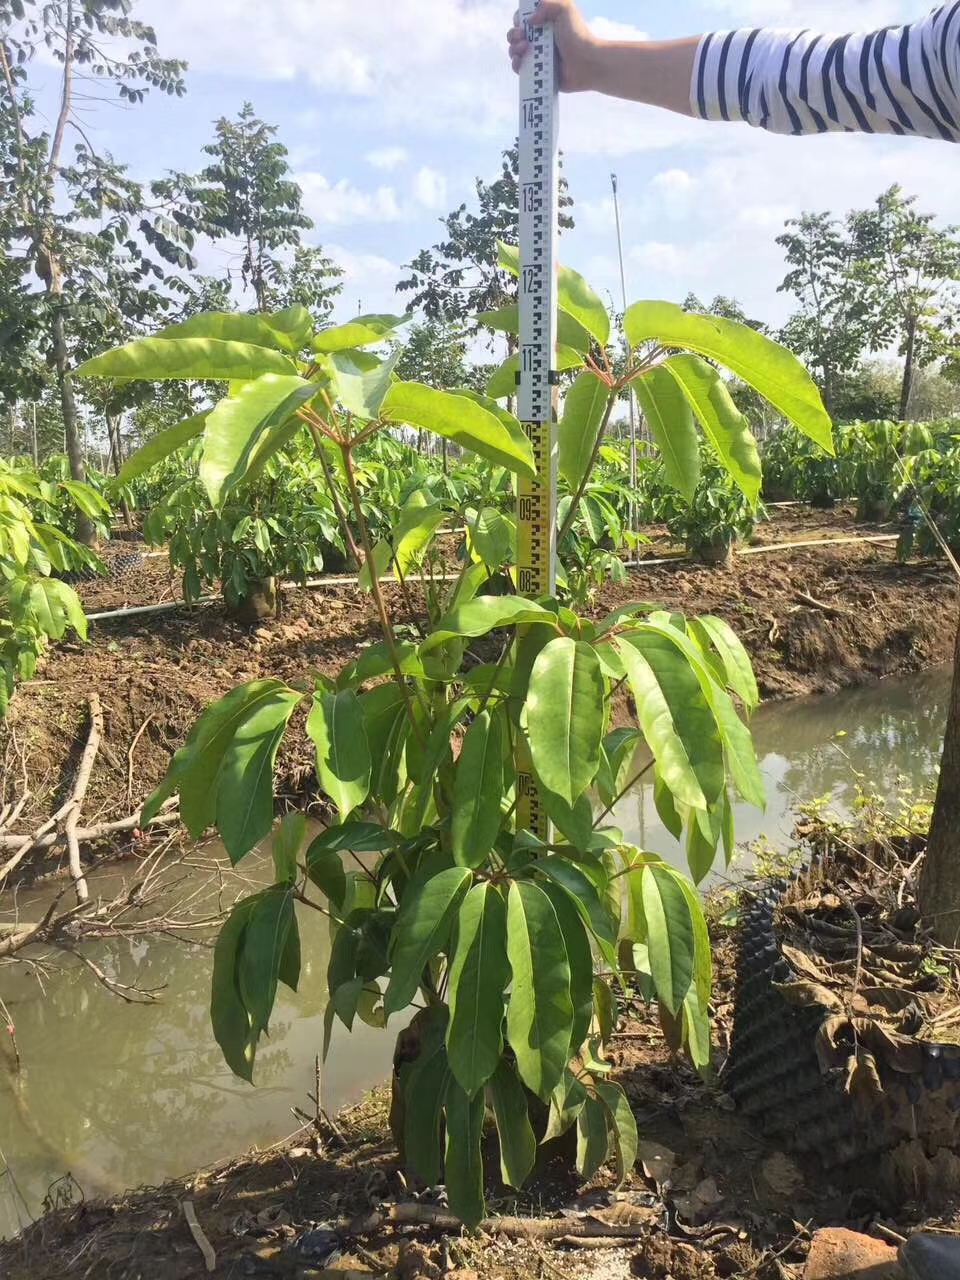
[508,1,960,142]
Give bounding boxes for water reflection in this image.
[0,853,395,1239]
[614,665,950,877]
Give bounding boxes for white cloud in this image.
[701,0,909,30]
[136,0,515,138]
[413,166,448,210]
[367,147,409,172]
[297,173,403,227]
[327,244,405,321]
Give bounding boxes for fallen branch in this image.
[63,694,104,904]
[343,1203,655,1241]
[0,799,179,881]
[127,714,153,806]
[182,1199,216,1273]
[794,590,856,619]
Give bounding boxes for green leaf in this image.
[505,881,574,1100]
[498,244,610,347]
[119,413,207,483]
[538,788,594,851]
[632,365,699,502]
[199,374,316,506]
[640,862,696,1015]
[271,812,305,884]
[444,1080,486,1228]
[141,680,297,834]
[640,615,765,810]
[576,1094,610,1180]
[615,632,724,811]
[540,881,594,1059]
[27,578,87,641]
[594,977,617,1046]
[451,711,504,868]
[77,337,298,382]
[683,985,712,1072]
[217,688,303,863]
[390,490,446,578]
[595,1080,638,1182]
[558,371,610,491]
[423,595,555,653]
[688,616,759,713]
[447,884,509,1095]
[210,895,259,1082]
[477,303,593,353]
[331,349,399,419]
[544,1069,588,1142]
[312,314,407,353]
[305,841,348,911]
[238,885,296,1039]
[485,346,585,400]
[526,637,604,806]
[466,506,515,568]
[154,306,314,354]
[384,868,472,1016]
[686,806,720,885]
[449,388,539,466]
[623,301,832,452]
[380,383,535,479]
[307,690,372,823]
[536,855,617,947]
[662,355,761,504]
[400,1006,450,1186]
[489,1059,537,1189]
[61,480,111,520]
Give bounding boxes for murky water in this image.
[0,665,951,1239]
[0,849,395,1239]
[613,664,950,878]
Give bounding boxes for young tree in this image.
[848,186,960,420]
[153,104,342,318]
[776,212,874,416]
[0,0,187,540]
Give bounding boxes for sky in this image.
[54,0,960,333]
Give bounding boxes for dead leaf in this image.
[638,1140,677,1187]
[590,1201,658,1228]
[674,1177,724,1225]
[760,1152,805,1198]
[773,979,841,1011]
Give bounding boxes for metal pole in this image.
[611,173,638,532]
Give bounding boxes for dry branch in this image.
[0,799,179,882]
[63,693,103,903]
[343,1203,656,1241]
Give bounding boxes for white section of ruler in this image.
[516,0,559,601]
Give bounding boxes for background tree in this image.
[0,0,187,540]
[153,104,342,319]
[848,185,960,420]
[396,144,574,336]
[776,212,874,416]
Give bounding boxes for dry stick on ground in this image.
[343,1203,658,1241]
[126,713,153,806]
[0,799,179,882]
[63,693,103,904]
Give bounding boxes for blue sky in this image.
[63,0,960,332]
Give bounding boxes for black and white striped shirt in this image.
[693,1,960,141]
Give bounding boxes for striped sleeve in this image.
[691,1,960,142]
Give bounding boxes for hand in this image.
[507,0,600,93]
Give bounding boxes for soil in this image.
[1,504,954,892]
[2,914,957,1280]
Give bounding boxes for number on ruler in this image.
[517,569,536,595]
[521,345,538,372]
[522,183,538,213]
[521,266,539,293]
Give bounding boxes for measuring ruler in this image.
[515,0,560,837]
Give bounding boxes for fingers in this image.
[528,0,566,25]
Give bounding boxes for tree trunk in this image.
[107,413,134,529]
[919,608,960,946]
[51,303,95,546]
[900,318,917,421]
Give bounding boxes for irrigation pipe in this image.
[84,535,900,623]
[84,572,460,624]
[627,532,899,569]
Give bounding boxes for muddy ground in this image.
[1,504,955,890]
[1,919,957,1280]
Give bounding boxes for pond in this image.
[0,665,951,1239]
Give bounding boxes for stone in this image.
[804,1228,902,1280]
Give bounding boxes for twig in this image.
[126,714,153,806]
[0,799,178,876]
[794,590,855,619]
[72,950,164,1004]
[182,1199,216,1272]
[63,694,104,904]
